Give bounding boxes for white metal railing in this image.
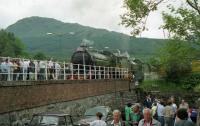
[0,57,129,81]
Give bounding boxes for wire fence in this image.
[0,57,129,81]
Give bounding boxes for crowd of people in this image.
[0,58,63,81]
[89,95,198,126]
[0,57,127,81]
[122,95,198,126]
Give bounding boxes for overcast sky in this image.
[0,0,178,38]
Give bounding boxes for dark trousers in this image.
[158,116,165,126]
[164,117,174,126]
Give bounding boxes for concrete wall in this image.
[0,79,129,114]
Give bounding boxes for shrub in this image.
[181,72,200,89]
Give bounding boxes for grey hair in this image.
[113,110,121,115]
[143,108,153,117]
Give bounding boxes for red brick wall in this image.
[0,79,129,113]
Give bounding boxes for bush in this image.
[139,80,185,92]
[194,84,200,92]
[181,72,200,89]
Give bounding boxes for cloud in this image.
[0,0,166,38]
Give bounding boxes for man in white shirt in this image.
[157,100,165,126]
[0,59,7,81]
[138,108,161,126]
[90,112,106,126]
[108,110,123,126]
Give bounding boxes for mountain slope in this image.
[6,16,165,60]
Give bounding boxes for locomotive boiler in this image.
[71,44,144,82]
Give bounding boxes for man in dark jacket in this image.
[143,95,152,109]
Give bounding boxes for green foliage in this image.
[140,74,200,92]
[139,80,186,93]
[194,84,200,93]
[121,0,162,35]
[6,16,165,60]
[147,57,161,72]
[181,72,200,89]
[158,40,195,82]
[162,6,200,44]
[121,0,200,40]
[0,29,25,57]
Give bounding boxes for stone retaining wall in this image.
[0,91,136,126]
[0,79,129,113]
[0,79,132,126]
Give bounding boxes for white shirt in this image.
[23,60,30,69]
[1,62,6,72]
[157,103,164,116]
[90,120,106,126]
[172,103,177,113]
[111,120,121,126]
[48,60,53,68]
[39,61,46,68]
[55,63,60,69]
[146,122,150,126]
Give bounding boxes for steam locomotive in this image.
[71,43,144,82]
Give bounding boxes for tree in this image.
[121,0,200,83]
[0,30,25,57]
[121,0,200,39]
[162,6,200,44]
[158,40,195,82]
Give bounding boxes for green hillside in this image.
[6,16,165,61]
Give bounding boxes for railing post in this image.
[120,68,122,79]
[115,67,117,79]
[94,66,96,79]
[64,62,66,80]
[104,67,105,79]
[8,57,11,81]
[107,67,109,79]
[78,64,80,80]
[119,68,120,79]
[71,63,74,80]
[109,67,113,79]
[54,62,57,80]
[99,66,101,79]
[22,58,25,81]
[122,68,123,79]
[45,61,48,80]
[89,65,92,80]
[35,60,37,80]
[127,68,129,78]
[84,64,86,80]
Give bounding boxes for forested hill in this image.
[6,16,165,60]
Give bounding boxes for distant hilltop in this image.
[6,16,165,60]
